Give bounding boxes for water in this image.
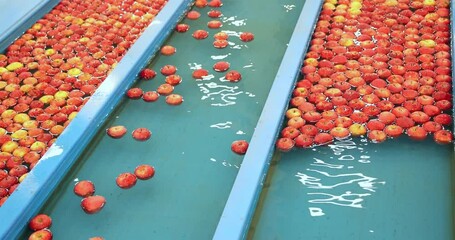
[250,137,453,240]
[18,0,306,239]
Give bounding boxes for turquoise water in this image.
[251,137,453,239]
[18,1,306,239]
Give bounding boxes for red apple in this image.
[142,91,160,102]
[294,134,313,148]
[116,172,137,189]
[433,129,453,144]
[276,137,295,152]
[29,214,52,231]
[165,94,183,105]
[231,140,249,155]
[239,32,254,42]
[407,126,427,140]
[313,132,333,145]
[139,69,156,80]
[213,61,230,72]
[132,128,151,141]
[106,125,127,139]
[134,164,155,180]
[74,180,95,198]
[28,229,52,240]
[225,70,242,82]
[384,124,403,138]
[368,130,387,143]
[81,195,106,214]
[126,88,143,99]
[423,121,443,133]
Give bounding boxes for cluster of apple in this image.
[0,0,168,207]
[176,0,254,83]
[276,0,453,151]
[176,0,255,155]
[27,163,154,239]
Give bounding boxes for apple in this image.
[434,113,452,125]
[329,127,350,139]
[160,65,177,76]
[187,10,201,20]
[126,88,143,99]
[74,180,95,197]
[165,75,182,86]
[287,117,305,129]
[433,129,453,144]
[225,70,242,82]
[116,172,137,189]
[208,10,222,18]
[208,20,223,29]
[231,140,249,155]
[294,134,313,148]
[213,40,228,49]
[160,45,176,56]
[133,164,156,180]
[81,195,106,214]
[315,118,335,131]
[165,94,183,105]
[156,83,174,95]
[423,121,442,133]
[349,123,367,137]
[276,137,294,152]
[300,125,318,136]
[313,132,334,145]
[139,69,156,80]
[175,24,190,33]
[142,91,160,102]
[29,214,52,231]
[213,61,230,72]
[28,229,52,240]
[384,124,403,138]
[286,108,302,119]
[368,130,387,143]
[239,32,254,42]
[132,128,151,141]
[192,69,209,79]
[192,30,209,40]
[406,126,427,140]
[106,126,127,139]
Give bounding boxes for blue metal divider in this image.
[0,0,193,239]
[212,2,323,239]
[0,0,61,52]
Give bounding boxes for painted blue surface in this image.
[0,0,60,52]
[0,0,192,239]
[213,2,322,239]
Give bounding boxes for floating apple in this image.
[175,24,190,33]
[139,68,156,80]
[434,129,453,144]
[276,137,294,152]
[231,140,249,155]
[126,88,143,99]
[213,61,230,72]
[81,195,106,214]
[160,45,176,56]
[106,125,127,139]
[29,214,52,231]
[134,164,155,180]
[240,32,254,42]
[116,172,137,189]
[142,91,160,102]
[225,70,242,82]
[28,229,53,240]
[73,180,95,197]
[165,94,184,105]
[192,69,209,79]
[192,30,209,40]
[132,128,151,141]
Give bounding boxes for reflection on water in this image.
[295,138,385,216]
[221,16,247,26]
[283,4,296,12]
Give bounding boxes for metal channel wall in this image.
[213,2,323,239]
